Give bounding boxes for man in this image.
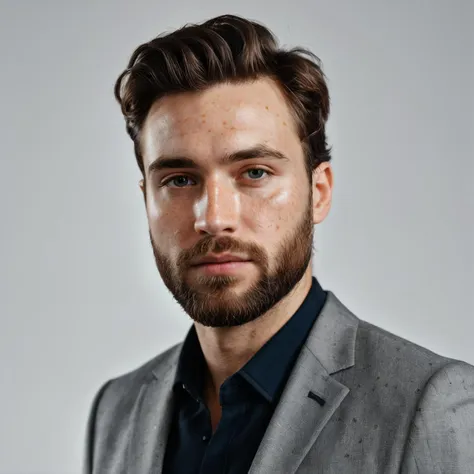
[84,14,474,474]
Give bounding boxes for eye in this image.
[161,175,196,188]
[244,168,270,180]
[160,168,270,189]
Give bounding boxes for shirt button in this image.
[202,435,208,442]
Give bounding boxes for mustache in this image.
[178,235,266,268]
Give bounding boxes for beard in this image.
[150,195,314,328]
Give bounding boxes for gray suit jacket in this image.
[84,291,474,473]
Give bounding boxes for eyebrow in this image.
[147,144,290,175]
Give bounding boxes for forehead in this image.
[140,78,301,167]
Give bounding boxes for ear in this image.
[312,162,333,225]
[139,178,147,204]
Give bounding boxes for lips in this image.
[191,254,250,266]
[190,259,252,276]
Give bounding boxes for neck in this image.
[195,270,313,401]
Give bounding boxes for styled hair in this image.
[114,14,331,180]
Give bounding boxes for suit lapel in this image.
[249,291,359,474]
[125,291,358,474]
[127,347,181,473]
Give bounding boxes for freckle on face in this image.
[143,78,315,328]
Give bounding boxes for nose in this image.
[194,177,240,236]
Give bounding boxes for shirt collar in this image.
[173,276,327,405]
[239,276,327,403]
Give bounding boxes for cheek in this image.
[269,189,291,206]
[146,197,173,242]
[148,201,193,256]
[147,190,190,227]
[250,188,300,235]
[145,188,164,220]
[267,188,300,223]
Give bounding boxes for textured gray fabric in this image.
[83,291,474,473]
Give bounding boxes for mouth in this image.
[190,260,252,275]
[191,253,250,265]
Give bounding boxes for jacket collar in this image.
[134,290,359,473]
[171,276,328,405]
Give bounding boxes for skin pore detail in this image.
[139,77,333,405]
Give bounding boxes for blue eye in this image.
[161,168,269,189]
[246,169,268,180]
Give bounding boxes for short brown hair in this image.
[114,14,331,180]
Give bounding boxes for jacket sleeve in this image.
[400,361,474,473]
[83,380,112,474]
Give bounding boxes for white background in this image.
[0,1,472,473]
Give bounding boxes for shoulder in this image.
[334,296,474,394]
[399,358,474,471]
[357,317,474,395]
[357,318,452,368]
[93,340,183,417]
[326,291,459,376]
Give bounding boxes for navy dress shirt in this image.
[162,277,327,474]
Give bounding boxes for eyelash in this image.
[159,168,272,189]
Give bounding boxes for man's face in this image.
[140,78,317,327]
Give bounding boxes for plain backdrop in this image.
[0,1,472,473]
